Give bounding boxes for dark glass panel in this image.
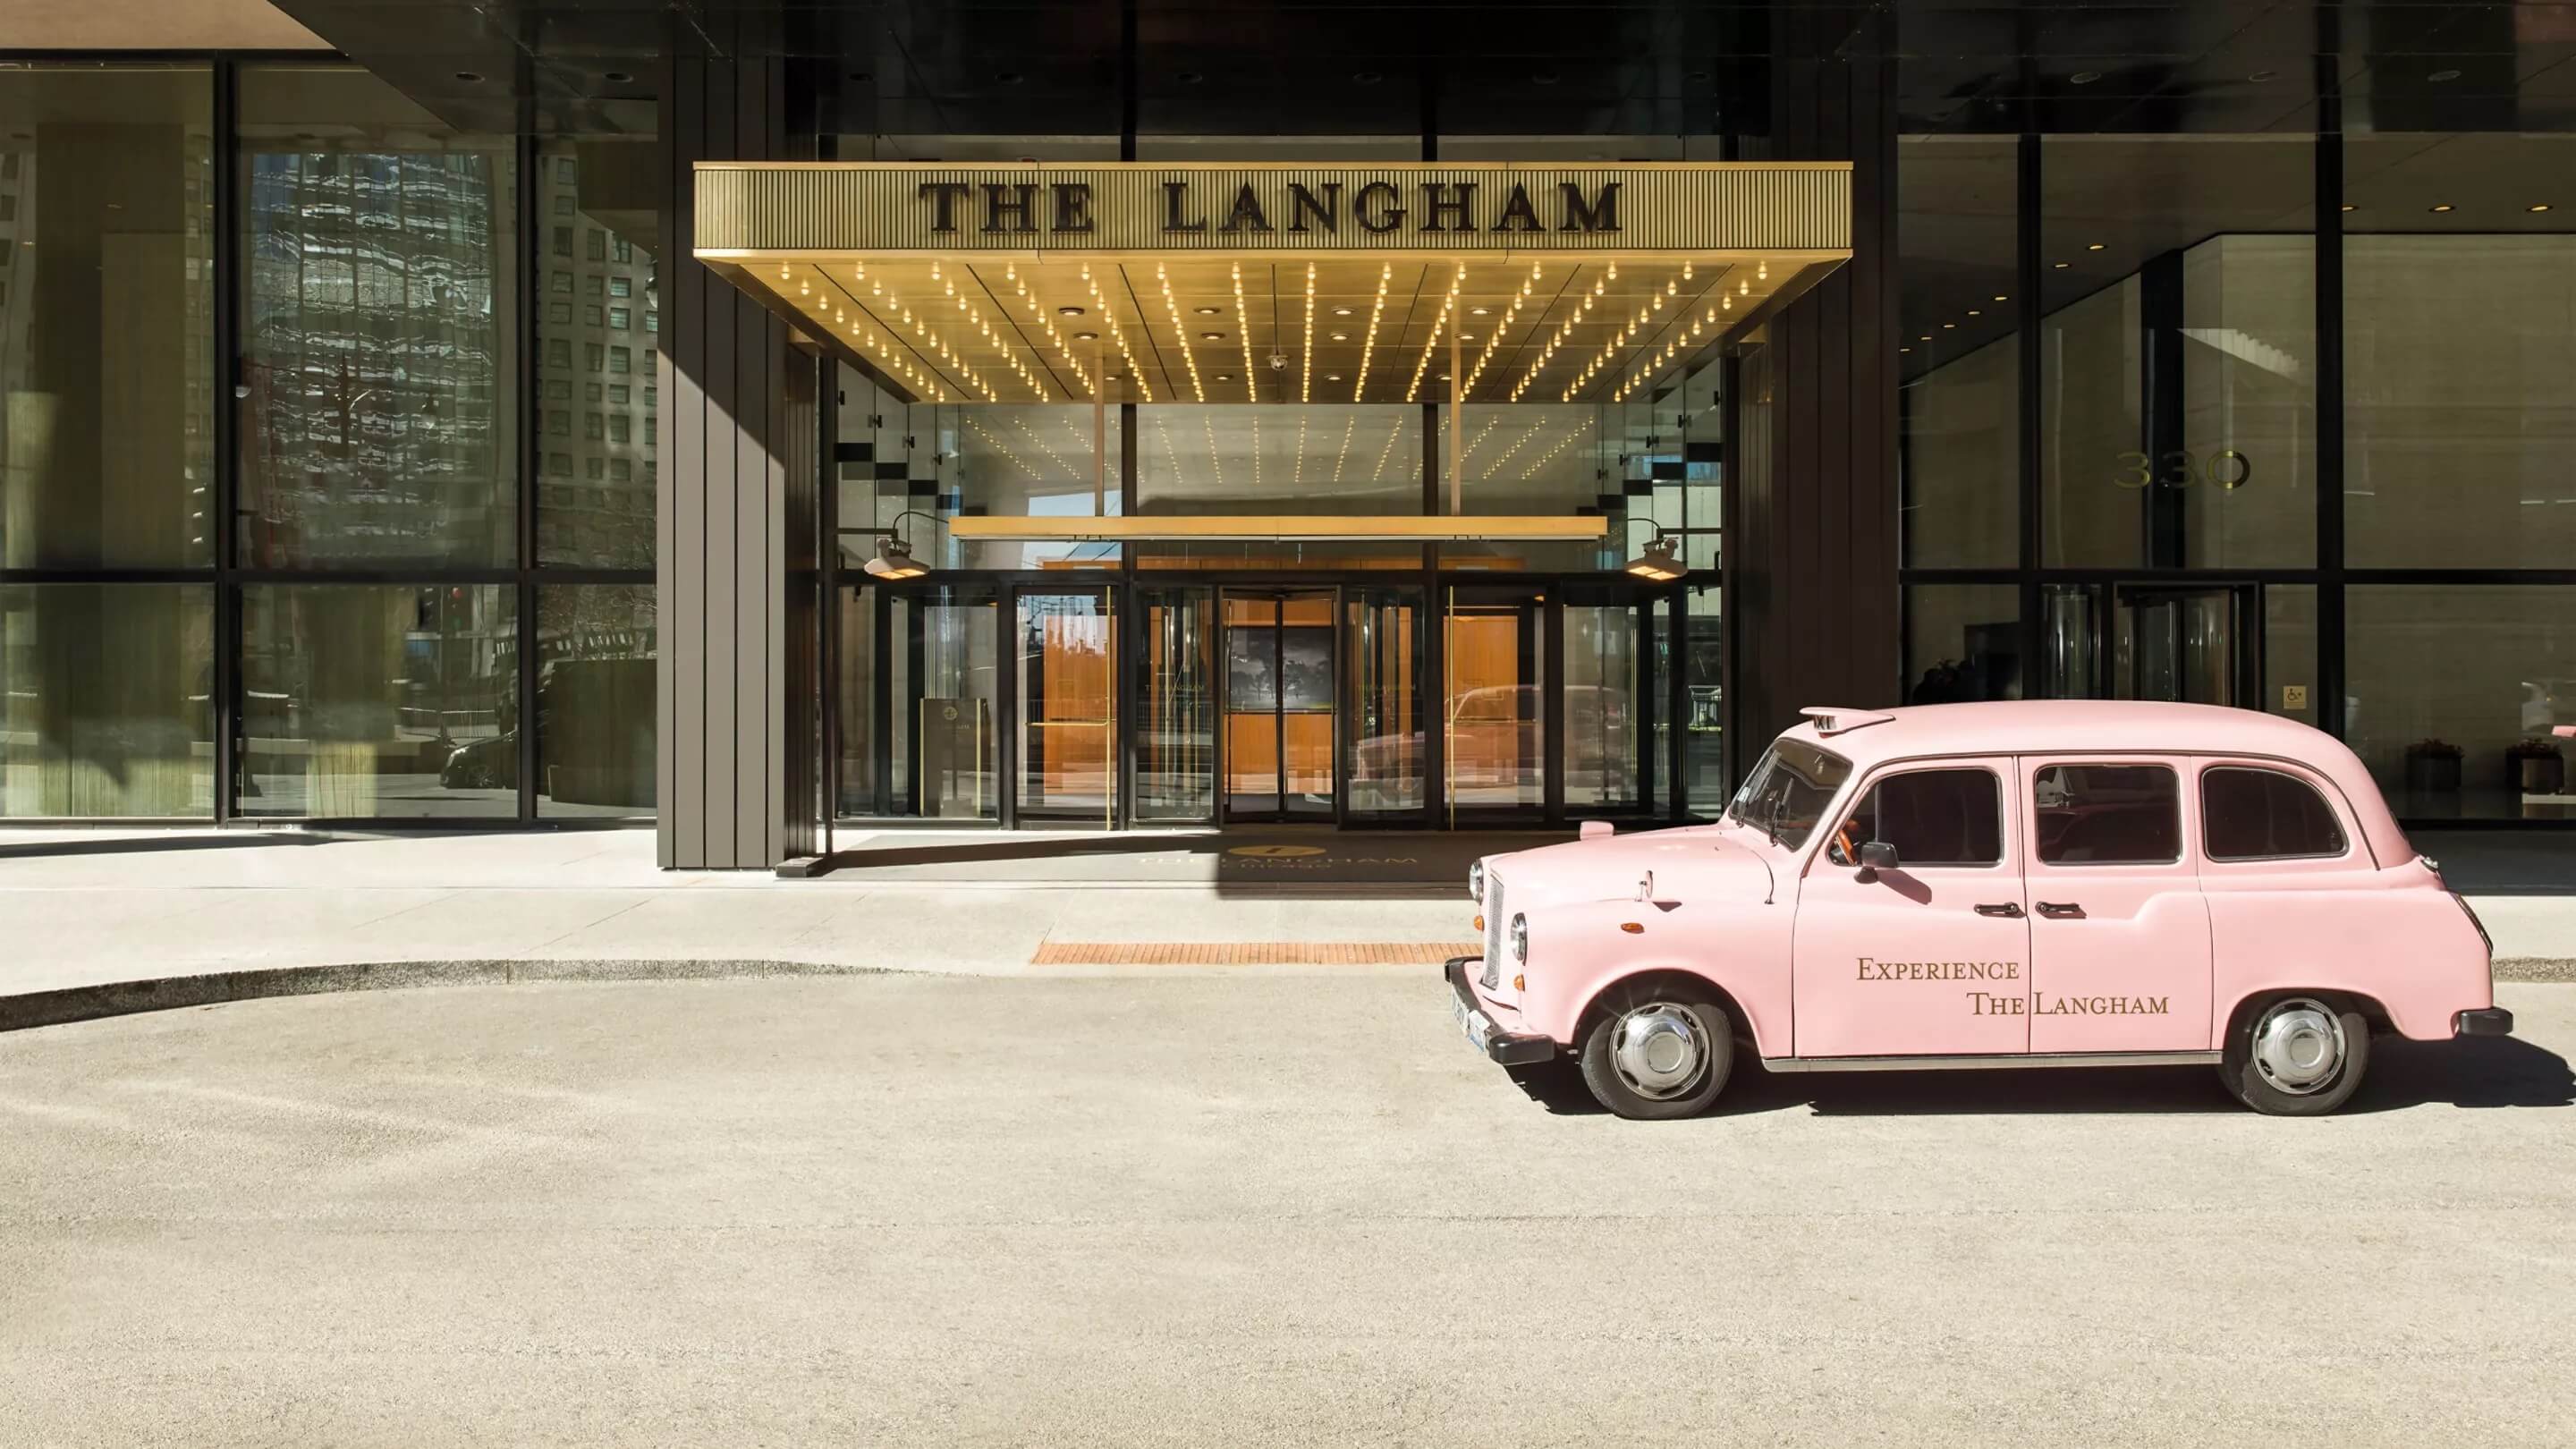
[0,584,213,817]
[536,585,655,817]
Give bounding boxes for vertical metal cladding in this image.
[691,163,1852,258]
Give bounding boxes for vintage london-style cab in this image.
[1448,701,2514,1119]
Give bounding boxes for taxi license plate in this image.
[1451,993,1494,1055]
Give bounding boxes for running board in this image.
[1761,1050,2222,1074]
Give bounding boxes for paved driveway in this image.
[3,975,2571,1446]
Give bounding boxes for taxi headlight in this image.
[1509,913,1528,963]
[1468,860,1486,903]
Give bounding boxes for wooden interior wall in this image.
[1037,614,1114,798]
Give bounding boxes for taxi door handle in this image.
[2035,901,2086,919]
[1974,902,2023,918]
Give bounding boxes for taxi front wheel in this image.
[1579,984,1734,1121]
[2219,994,2372,1116]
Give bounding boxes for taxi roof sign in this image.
[1798,707,1896,736]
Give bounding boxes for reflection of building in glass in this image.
[242,146,513,564]
[535,149,657,568]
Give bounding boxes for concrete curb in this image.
[6,954,2567,1036]
[0,959,891,1034]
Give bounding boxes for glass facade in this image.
[0,59,651,821]
[8,26,2572,835]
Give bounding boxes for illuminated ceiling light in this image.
[1331,331,1349,342]
[1193,305,1222,315]
[2053,260,2072,268]
[1301,263,1317,403]
[2069,70,2101,85]
[2532,204,2555,213]
[2086,242,2105,251]
[1199,331,1224,341]
[1333,307,1353,317]
[1966,309,1981,317]
[1624,530,1683,582]
[2429,203,2454,213]
[1942,322,1956,329]
[1470,307,1489,316]
[863,535,930,580]
[1994,293,2008,301]
[1058,305,1086,316]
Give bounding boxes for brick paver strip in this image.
[1032,942,1481,966]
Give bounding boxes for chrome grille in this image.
[1480,875,1505,988]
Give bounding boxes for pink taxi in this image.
[1448,700,2512,1119]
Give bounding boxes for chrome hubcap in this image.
[2252,998,2345,1095]
[1611,1003,1709,1100]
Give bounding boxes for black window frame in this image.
[2199,764,2350,863]
[1828,764,2007,869]
[2029,760,2184,867]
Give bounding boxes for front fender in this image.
[1518,897,1795,1057]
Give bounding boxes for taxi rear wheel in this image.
[1578,984,1734,1121]
[2218,993,2371,1116]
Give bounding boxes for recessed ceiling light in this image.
[2341,203,2357,212]
[1326,373,1343,381]
[2087,242,2105,250]
[2053,260,2072,268]
[1899,346,1912,353]
[2069,70,2102,86]
[1942,322,1956,329]
[1992,293,2008,301]
[1216,372,1233,380]
[453,71,483,83]
[1058,305,1086,316]
[1331,331,1349,341]
[605,71,633,84]
[1199,331,1224,341]
[1456,335,1474,343]
[1966,309,1982,317]
[2429,203,2454,213]
[1192,305,1221,315]
[1333,307,1352,316]
[2428,68,2462,83]
[2531,203,2554,213]
[2248,70,2277,82]
[1918,335,1931,342]
[1073,331,1098,341]
[1470,307,1489,316]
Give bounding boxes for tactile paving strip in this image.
[1031,941,1480,966]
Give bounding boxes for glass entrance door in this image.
[1444,585,1546,823]
[1013,588,1118,825]
[1133,586,1216,822]
[1344,585,1426,822]
[1223,589,1336,822]
[2114,584,2259,706]
[1561,585,1662,815]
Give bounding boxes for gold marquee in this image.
[692,161,1853,409]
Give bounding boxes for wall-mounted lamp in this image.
[863,509,947,580]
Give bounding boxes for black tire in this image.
[2218,993,2371,1116]
[1578,982,1734,1121]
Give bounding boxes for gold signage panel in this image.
[695,161,1851,260]
[946,515,1610,543]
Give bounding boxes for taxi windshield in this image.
[1724,739,1853,850]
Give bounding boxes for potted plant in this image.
[2404,738,2463,794]
[2507,736,2566,795]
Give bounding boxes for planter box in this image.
[2514,753,2566,795]
[2405,755,2462,794]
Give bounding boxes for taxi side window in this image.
[2032,764,2181,865]
[2202,767,2347,861]
[1829,768,2004,867]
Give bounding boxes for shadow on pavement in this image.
[1507,1036,2575,1117]
[0,833,337,861]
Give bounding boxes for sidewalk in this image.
[1,825,2568,1030]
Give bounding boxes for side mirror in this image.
[1855,840,1899,882]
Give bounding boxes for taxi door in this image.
[1791,758,2032,1057]
[2018,758,2213,1052]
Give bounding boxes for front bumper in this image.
[2455,1006,2515,1038]
[1445,955,1556,1067]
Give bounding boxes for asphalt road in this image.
[4,975,2572,1447]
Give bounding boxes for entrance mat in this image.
[1032,941,1479,966]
